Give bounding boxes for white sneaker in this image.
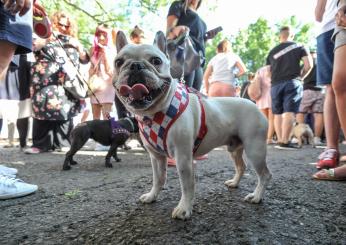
[291,137,299,144]
[0,175,38,200]
[314,137,323,145]
[0,165,18,178]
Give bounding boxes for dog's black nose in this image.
[130,62,145,71]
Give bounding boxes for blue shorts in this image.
[316,29,334,86]
[271,80,303,114]
[0,4,32,54]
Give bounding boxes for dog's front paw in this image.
[62,165,71,171]
[172,204,193,220]
[71,160,78,165]
[244,192,262,204]
[105,163,113,168]
[224,179,239,188]
[139,192,157,203]
[113,156,121,162]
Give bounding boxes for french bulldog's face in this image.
[113,31,172,111]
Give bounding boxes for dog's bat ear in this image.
[116,31,128,53]
[154,31,167,55]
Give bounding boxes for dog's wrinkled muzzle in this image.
[119,84,149,101]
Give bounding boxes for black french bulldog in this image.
[63,117,139,170]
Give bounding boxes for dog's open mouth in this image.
[118,83,166,108]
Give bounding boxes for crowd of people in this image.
[1,0,346,201]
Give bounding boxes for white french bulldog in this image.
[112,31,272,220]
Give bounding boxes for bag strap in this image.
[240,83,250,98]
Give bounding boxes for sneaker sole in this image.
[274,145,298,150]
[0,187,38,200]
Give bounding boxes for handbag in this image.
[87,74,104,94]
[63,74,88,99]
[247,78,262,101]
[167,32,201,79]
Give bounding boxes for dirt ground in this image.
[1,139,346,245]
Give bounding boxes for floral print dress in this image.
[31,36,83,121]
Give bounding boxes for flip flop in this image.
[312,169,346,181]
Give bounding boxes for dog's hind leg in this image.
[243,140,272,203]
[224,145,246,188]
[140,153,167,204]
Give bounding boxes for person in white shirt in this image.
[203,39,246,97]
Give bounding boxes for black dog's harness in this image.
[110,117,131,138]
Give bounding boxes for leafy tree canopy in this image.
[40,0,315,77]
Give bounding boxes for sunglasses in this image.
[58,22,70,28]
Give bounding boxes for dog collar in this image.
[137,82,207,157]
[123,117,135,132]
[110,117,130,138]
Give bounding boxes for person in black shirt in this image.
[166,0,208,90]
[296,51,324,145]
[266,26,313,149]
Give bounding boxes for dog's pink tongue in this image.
[119,85,132,97]
[119,84,149,100]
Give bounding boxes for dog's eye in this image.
[150,57,162,66]
[115,58,124,68]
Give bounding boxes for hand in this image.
[33,1,46,17]
[1,0,31,16]
[167,26,189,40]
[335,7,346,27]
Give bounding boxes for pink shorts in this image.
[208,82,236,97]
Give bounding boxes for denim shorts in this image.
[316,29,334,86]
[271,79,303,114]
[0,4,32,54]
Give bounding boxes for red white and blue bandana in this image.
[137,83,207,157]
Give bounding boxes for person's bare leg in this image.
[101,103,113,119]
[296,113,305,124]
[0,40,17,80]
[333,45,346,145]
[80,109,89,122]
[262,108,275,143]
[281,112,295,143]
[333,164,346,177]
[323,85,340,150]
[260,109,270,143]
[91,104,102,120]
[273,114,282,143]
[313,113,324,138]
[267,109,275,142]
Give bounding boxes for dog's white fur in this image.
[290,122,315,148]
[113,31,272,220]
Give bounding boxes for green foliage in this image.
[205,32,224,66]
[41,0,130,49]
[231,17,275,73]
[64,189,81,199]
[276,16,315,49]
[38,1,314,75]
[228,16,314,74]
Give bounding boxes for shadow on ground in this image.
[1,140,346,244]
